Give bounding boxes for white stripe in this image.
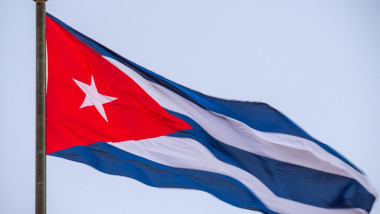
[104,56,377,197]
[110,136,367,214]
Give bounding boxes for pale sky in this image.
[1,0,379,213]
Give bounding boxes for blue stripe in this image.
[46,13,362,173]
[50,142,277,214]
[165,110,375,211]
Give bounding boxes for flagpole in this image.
[35,0,47,214]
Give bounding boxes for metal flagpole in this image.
[34,0,47,214]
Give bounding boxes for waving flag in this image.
[46,13,377,214]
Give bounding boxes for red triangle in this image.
[46,16,191,154]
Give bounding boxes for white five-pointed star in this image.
[73,76,118,122]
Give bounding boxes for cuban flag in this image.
[46,13,377,214]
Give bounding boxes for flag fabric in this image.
[46,13,377,214]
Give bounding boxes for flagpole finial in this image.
[34,0,48,2]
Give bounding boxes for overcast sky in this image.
[1,0,379,213]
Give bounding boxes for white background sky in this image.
[1,0,379,213]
